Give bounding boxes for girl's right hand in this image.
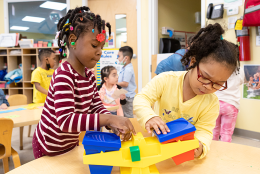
[145,116,170,134]
[100,114,136,141]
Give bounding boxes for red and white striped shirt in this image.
[35,61,110,156]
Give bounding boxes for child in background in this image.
[32,6,135,159]
[155,35,194,75]
[213,68,244,142]
[117,46,136,118]
[97,66,126,115]
[31,49,58,103]
[0,89,9,109]
[133,23,240,159]
[247,76,254,88]
[253,74,259,87]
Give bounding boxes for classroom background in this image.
[0,0,260,174]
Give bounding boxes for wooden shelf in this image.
[23,54,37,56]
[1,47,61,104]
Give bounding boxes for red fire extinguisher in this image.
[235,22,251,61]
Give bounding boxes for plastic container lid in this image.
[82,131,121,148]
[154,118,196,143]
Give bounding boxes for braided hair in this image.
[100,66,116,86]
[181,23,240,73]
[57,6,112,59]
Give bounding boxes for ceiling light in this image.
[116,14,126,19]
[22,16,45,23]
[116,28,127,31]
[40,1,67,11]
[10,26,29,31]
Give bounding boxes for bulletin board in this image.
[104,32,115,49]
[96,48,122,85]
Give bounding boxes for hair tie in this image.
[96,33,105,42]
[220,35,223,40]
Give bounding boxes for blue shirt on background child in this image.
[119,63,136,98]
[118,63,136,118]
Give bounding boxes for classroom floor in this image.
[1,125,260,174]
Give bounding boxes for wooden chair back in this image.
[0,118,14,159]
[8,94,27,106]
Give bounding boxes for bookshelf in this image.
[0,47,60,104]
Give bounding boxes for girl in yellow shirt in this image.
[133,23,240,159]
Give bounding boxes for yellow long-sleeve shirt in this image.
[133,71,219,159]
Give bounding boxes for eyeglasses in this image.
[197,65,227,91]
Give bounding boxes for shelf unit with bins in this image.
[0,47,60,104]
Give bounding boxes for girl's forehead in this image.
[111,69,117,73]
[199,61,233,82]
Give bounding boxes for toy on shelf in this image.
[82,118,199,174]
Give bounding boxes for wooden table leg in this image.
[20,126,24,150]
[28,125,31,137]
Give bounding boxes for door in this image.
[89,0,138,91]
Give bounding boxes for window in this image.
[7,0,68,43]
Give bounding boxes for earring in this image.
[71,42,75,45]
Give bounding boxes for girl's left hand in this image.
[120,94,126,100]
[194,141,203,158]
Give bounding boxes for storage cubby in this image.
[0,47,59,104]
[23,56,36,82]
[2,89,8,95]
[9,89,23,95]
[23,82,33,89]
[8,49,22,56]
[9,82,23,88]
[0,56,7,70]
[23,48,37,55]
[0,49,7,56]
[8,56,22,72]
[23,89,33,104]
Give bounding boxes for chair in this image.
[7,94,28,150]
[0,118,21,173]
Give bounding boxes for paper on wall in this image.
[207,0,242,8]
[228,16,237,29]
[157,53,173,65]
[207,0,224,5]
[256,36,260,47]
[224,0,243,8]
[112,88,128,99]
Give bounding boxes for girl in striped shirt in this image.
[32,6,135,159]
